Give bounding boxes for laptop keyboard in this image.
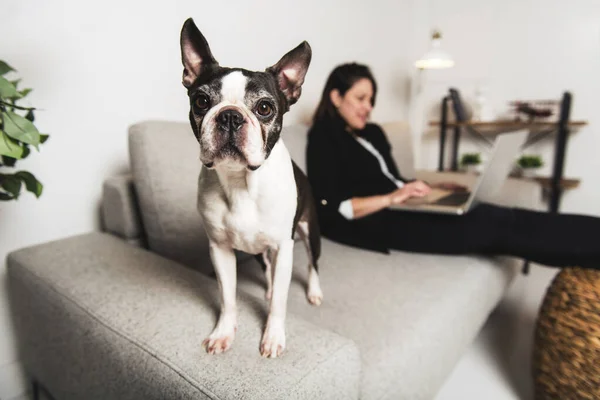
[433,192,471,206]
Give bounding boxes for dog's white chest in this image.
[203,191,291,254]
[221,195,278,253]
[197,144,297,255]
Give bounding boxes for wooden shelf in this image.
[425,120,589,138]
[516,175,581,190]
[429,120,588,129]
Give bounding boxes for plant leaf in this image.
[0,191,14,201]
[0,61,15,76]
[40,134,49,143]
[21,144,31,159]
[0,76,20,98]
[16,171,43,197]
[0,130,24,158]
[0,174,22,198]
[2,110,40,148]
[9,79,21,89]
[20,88,32,98]
[1,155,17,167]
[25,110,34,122]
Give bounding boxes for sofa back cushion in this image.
[128,121,214,274]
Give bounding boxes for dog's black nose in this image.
[217,109,244,132]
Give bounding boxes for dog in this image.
[180,18,323,358]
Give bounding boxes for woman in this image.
[306,62,599,269]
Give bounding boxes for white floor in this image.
[434,263,559,400]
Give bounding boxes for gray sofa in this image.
[7,120,542,400]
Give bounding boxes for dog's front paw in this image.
[307,289,323,306]
[202,330,235,354]
[202,315,236,355]
[307,268,323,306]
[260,317,286,358]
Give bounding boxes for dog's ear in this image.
[180,18,218,88]
[266,41,312,108]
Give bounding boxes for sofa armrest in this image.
[7,233,360,400]
[102,174,146,247]
[415,170,544,210]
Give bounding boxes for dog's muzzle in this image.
[216,109,245,134]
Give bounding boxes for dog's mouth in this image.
[201,140,262,171]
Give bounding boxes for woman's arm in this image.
[308,132,394,219]
[349,194,392,219]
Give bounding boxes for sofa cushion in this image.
[128,120,212,274]
[236,238,521,400]
[281,123,311,173]
[7,232,361,400]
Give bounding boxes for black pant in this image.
[384,203,600,270]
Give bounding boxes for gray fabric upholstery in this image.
[237,238,520,400]
[280,123,310,173]
[101,174,145,246]
[128,121,212,274]
[7,232,361,400]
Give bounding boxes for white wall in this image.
[0,0,413,397]
[414,0,600,216]
[1,0,599,397]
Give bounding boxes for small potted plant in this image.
[517,155,543,178]
[460,153,481,174]
[0,60,48,201]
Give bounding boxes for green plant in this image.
[518,155,543,169]
[460,152,481,166]
[0,60,48,201]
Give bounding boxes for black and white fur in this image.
[180,18,322,358]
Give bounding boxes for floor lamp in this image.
[409,29,454,171]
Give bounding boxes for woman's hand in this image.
[389,181,431,205]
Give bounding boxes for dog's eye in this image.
[195,94,210,111]
[256,101,273,117]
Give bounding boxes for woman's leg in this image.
[384,203,600,270]
[498,207,600,269]
[384,203,514,256]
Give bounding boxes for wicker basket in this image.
[532,267,600,400]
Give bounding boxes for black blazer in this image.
[306,121,412,253]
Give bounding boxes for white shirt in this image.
[338,136,404,220]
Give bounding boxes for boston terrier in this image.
[180,18,323,358]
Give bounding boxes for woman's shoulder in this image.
[364,122,386,136]
[363,123,390,146]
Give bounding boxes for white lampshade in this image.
[415,30,454,69]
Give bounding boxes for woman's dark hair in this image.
[312,62,378,126]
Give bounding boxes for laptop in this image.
[389,129,528,215]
